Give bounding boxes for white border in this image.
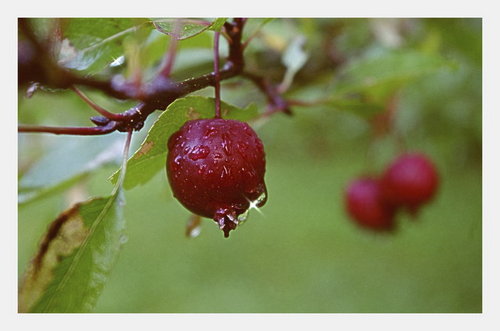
[4,1,500,330]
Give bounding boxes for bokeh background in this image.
[18,18,481,313]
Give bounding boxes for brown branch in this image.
[242,71,292,115]
[18,121,118,135]
[18,18,291,136]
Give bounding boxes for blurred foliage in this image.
[18,18,481,313]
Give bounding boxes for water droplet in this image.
[186,214,202,238]
[197,164,207,175]
[221,133,232,156]
[172,155,183,171]
[188,226,202,238]
[221,165,230,178]
[204,126,217,138]
[237,209,249,223]
[188,145,210,160]
[221,140,231,155]
[255,190,267,206]
[237,142,249,151]
[245,169,256,178]
[119,234,129,244]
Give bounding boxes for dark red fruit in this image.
[166,118,267,237]
[380,153,439,215]
[18,40,41,86]
[345,177,395,231]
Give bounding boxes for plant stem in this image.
[18,122,118,135]
[242,72,292,115]
[213,31,222,119]
[71,86,127,121]
[114,129,133,194]
[159,19,181,78]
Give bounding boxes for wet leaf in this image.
[19,194,126,313]
[59,18,150,74]
[153,18,224,40]
[208,18,228,32]
[18,134,123,206]
[109,96,259,190]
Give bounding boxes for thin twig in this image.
[159,19,181,77]
[213,31,222,119]
[242,71,292,115]
[18,122,118,135]
[71,86,127,121]
[114,129,134,194]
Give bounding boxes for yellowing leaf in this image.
[19,196,126,313]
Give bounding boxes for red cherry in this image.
[166,118,267,237]
[18,40,42,86]
[380,153,439,215]
[345,177,395,231]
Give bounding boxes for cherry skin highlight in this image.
[345,177,396,231]
[380,153,439,215]
[166,118,267,237]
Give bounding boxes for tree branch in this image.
[18,121,118,135]
[242,71,292,115]
[18,18,291,136]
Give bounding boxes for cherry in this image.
[345,177,395,231]
[18,40,41,86]
[380,153,439,215]
[166,118,267,237]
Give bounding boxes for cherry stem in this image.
[114,128,133,193]
[71,86,126,121]
[213,30,222,119]
[159,19,181,77]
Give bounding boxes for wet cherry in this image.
[166,118,267,237]
[345,177,395,231]
[380,153,439,215]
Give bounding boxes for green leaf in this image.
[19,134,123,205]
[334,50,454,100]
[208,18,228,32]
[109,96,259,190]
[152,18,223,40]
[59,18,150,74]
[19,194,126,313]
